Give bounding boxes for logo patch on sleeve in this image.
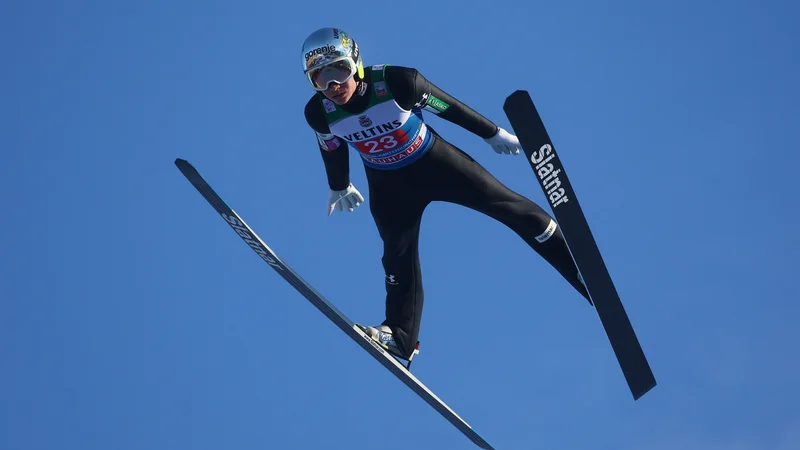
[316,132,341,151]
[375,81,388,97]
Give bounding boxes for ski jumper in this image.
[304,65,590,359]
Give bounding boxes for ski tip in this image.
[174,158,198,174]
[503,90,532,111]
[504,89,530,101]
[174,159,205,183]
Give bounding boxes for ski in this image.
[174,158,496,449]
[502,90,656,400]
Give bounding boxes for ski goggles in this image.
[305,56,357,91]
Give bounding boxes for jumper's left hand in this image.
[485,127,521,155]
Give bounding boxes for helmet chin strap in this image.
[356,79,368,96]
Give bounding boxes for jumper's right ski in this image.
[174,158,495,450]
[503,90,656,400]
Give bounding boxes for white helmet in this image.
[301,27,364,91]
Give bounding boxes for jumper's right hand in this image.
[327,183,364,216]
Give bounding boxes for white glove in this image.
[485,127,521,155]
[327,183,364,216]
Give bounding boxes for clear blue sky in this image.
[3,1,799,449]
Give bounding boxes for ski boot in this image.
[357,324,420,370]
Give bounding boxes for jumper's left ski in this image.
[503,90,656,401]
[174,158,495,450]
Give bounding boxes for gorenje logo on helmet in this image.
[305,44,337,61]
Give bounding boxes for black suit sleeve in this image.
[304,95,351,191]
[383,66,499,140]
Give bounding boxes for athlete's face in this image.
[323,77,357,105]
